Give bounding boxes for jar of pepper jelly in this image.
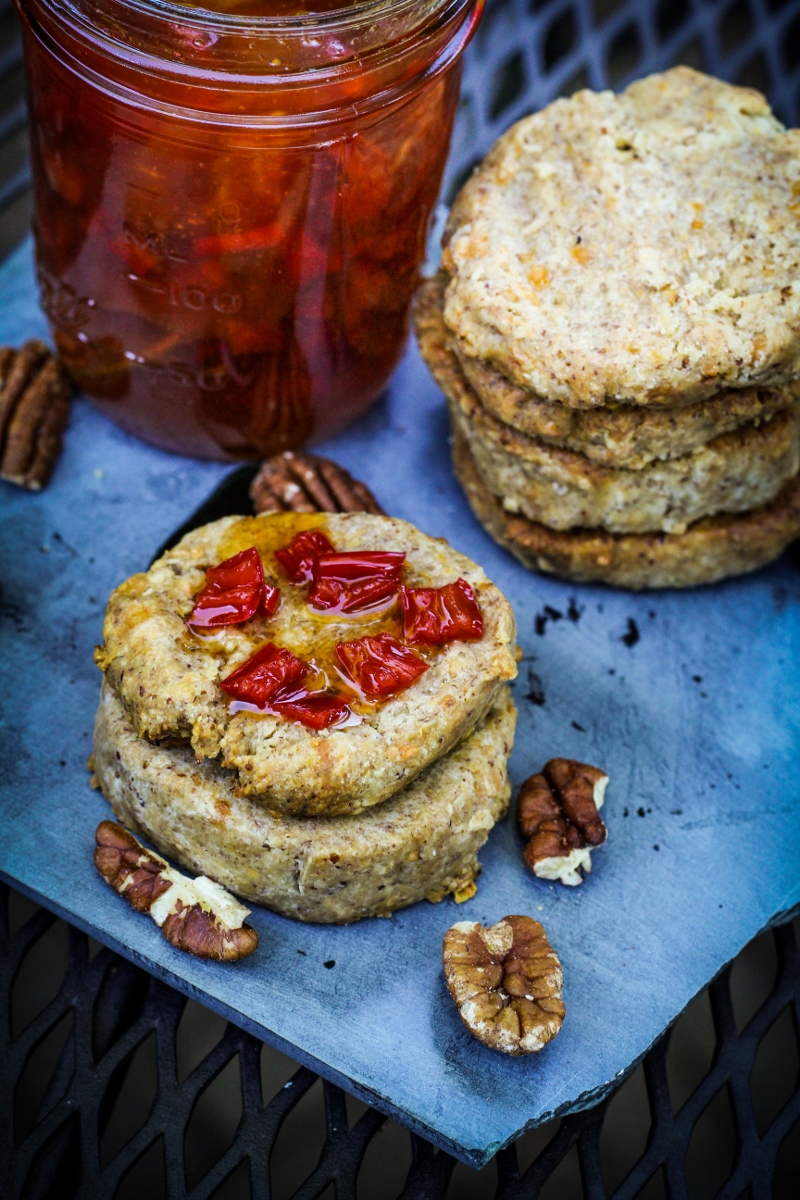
[14,0,483,459]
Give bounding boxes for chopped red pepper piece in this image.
[335,633,428,697]
[401,578,484,645]
[309,574,400,615]
[188,547,280,628]
[270,687,351,730]
[315,551,405,580]
[309,550,405,614]
[261,585,280,617]
[275,529,335,584]
[219,643,307,709]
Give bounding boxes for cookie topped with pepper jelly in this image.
[95,512,517,816]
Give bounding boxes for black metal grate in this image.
[2,885,799,1199]
[3,1,800,242]
[0,0,29,261]
[445,0,800,200]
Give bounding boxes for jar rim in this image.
[20,0,481,120]
[76,0,450,35]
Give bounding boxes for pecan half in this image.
[250,450,384,516]
[442,915,565,1055]
[94,821,258,962]
[0,341,72,490]
[518,758,608,886]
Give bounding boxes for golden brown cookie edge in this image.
[452,432,800,590]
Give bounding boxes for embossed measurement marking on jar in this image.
[126,354,246,391]
[123,222,189,263]
[125,273,243,315]
[37,266,96,330]
[169,284,242,314]
[122,217,244,313]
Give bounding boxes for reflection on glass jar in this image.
[16,0,483,458]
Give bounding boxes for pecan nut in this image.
[442,915,565,1055]
[250,450,384,516]
[94,820,258,962]
[0,341,72,490]
[518,758,608,886]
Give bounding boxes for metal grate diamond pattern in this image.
[444,0,800,198]
[2,886,799,1198]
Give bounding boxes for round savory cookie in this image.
[449,384,800,535]
[92,681,516,924]
[95,511,517,816]
[441,67,800,408]
[453,432,800,589]
[418,280,800,533]
[414,273,797,469]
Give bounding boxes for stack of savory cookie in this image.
[415,67,800,589]
[92,509,518,923]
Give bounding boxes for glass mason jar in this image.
[14,0,482,459]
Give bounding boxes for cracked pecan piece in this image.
[94,820,258,961]
[518,758,608,886]
[0,340,72,490]
[250,450,384,516]
[442,915,565,1055]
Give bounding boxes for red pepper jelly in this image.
[15,0,483,459]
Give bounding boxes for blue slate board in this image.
[1,240,799,1168]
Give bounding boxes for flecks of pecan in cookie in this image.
[442,915,565,1055]
[0,341,72,490]
[94,820,258,961]
[250,450,384,516]
[518,758,608,886]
